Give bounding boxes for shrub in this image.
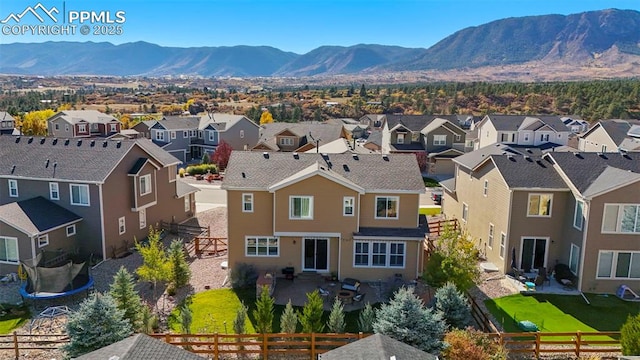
[168,239,191,289]
[434,282,472,330]
[358,302,376,333]
[621,313,640,356]
[442,328,507,360]
[230,263,258,289]
[280,300,299,333]
[299,290,325,333]
[253,286,275,333]
[373,286,446,354]
[109,266,143,331]
[327,298,345,333]
[186,164,218,176]
[178,168,186,177]
[233,302,248,335]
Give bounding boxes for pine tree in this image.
[299,289,325,333]
[253,286,275,333]
[358,302,375,333]
[140,304,157,334]
[621,313,640,355]
[168,239,191,290]
[233,302,248,335]
[280,300,298,333]
[63,293,132,358]
[434,282,472,329]
[373,287,446,354]
[201,152,211,165]
[327,298,345,333]
[180,303,193,334]
[109,266,143,331]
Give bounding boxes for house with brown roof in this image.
[441,148,640,293]
[0,136,198,275]
[578,119,640,153]
[47,110,122,138]
[252,122,349,153]
[221,152,427,281]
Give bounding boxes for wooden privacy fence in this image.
[0,332,68,360]
[194,236,228,256]
[490,331,621,358]
[148,332,370,360]
[0,331,622,359]
[427,218,458,237]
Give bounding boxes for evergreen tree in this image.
[280,300,299,334]
[201,152,211,165]
[233,302,248,335]
[434,282,472,329]
[109,266,143,331]
[63,293,132,358]
[327,298,345,333]
[168,239,191,290]
[180,303,193,334]
[140,304,157,334]
[373,287,446,354]
[253,286,275,333]
[360,84,367,98]
[358,302,376,333]
[136,227,171,304]
[299,289,325,333]
[621,313,640,356]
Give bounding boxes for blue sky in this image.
[1,0,639,53]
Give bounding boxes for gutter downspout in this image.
[505,189,513,271]
[578,200,589,292]
[99,184,107,261]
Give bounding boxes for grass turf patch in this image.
[423,177,440,187]
[170,288,368,334]
[0,305,30,334]
[485,293,640,340]
[419,206,441,216]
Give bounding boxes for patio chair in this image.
[341,278,361,292]
[512,268,527,283]
[537,267,551,286]
[352,292,366,303]
[318,286,330,297]
[534,275,545,290]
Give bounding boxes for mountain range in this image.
[2,8,640,77]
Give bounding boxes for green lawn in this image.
[423,177,440,187]
[169,288,367,334]
[419,206,441,216]
[485,293,640,336]
[0,305,30,334]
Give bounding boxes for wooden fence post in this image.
[213,333,219,360]
[310,333,316,360]
[263,333,268,360]
[535,332,540,359]
[575,331,581,358]
[13,331,19,360]
[195,237,200,255]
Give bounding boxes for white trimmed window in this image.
[375,196,398,219]
[139,209,147,229]
[245,237,279,257]
[462,203,469,223]
[155,131,165,141]
[78,124,87,132]
[65,124,70,132]
[198,131,203,139]
[353,241,405,268]
[170,131,176,140]
[597,251,640,279]
[183,131,188,138]
[602,204,640,234]
[110,123,118,132]
[573,200,584,230]
[118,217,126,235]
[208,131,216,142]
[0,237,18,264]
[483,180,488,196]
[139,174,152,196]
[527,194,552,217]
[397,133,405,144]
[488,223,494,249]
[343,196,354,216]
[37,234,49,248]
[290,196,313,219]
[242,193,253,213]
[66,224,76,237]
[279,137,294,146]
[55,123,59,130]
[240,130,244,139]
[8,179,18,197]
[433,134,447,146]
[499,233,506,259]
[49,182,59,200]
[70,184,90,206]
[569,244,580,275]
[184,195,190,212]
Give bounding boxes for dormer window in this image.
[139,174,152,196]
[397,133,405,144]
[110,123,118,132]
[78,124,87,133]
[280,138,294,146]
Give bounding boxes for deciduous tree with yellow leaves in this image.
[259,110,273,125]
[18,109,55,136]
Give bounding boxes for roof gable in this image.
[268,162,365,193]
[0,197,82,236]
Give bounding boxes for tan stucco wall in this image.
[359,193,419,228]
[578,126,618,152]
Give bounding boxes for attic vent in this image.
[77,140,82,146]
[45,159,50,168]
[343,164,350,172]
[382,154,389,161]
[507,154,515,161]
[524,156,532,162]
[116,141,122,148]
[64,139,70,146]
[28,137,33,144]
[263,152,269,159]
[536,159,546,168]
[11,165,15,174]
[352,154,359,160]
[40,138,46,144]
[90,140,95,147]
[241,172,246,178]
[501,152,507,155]
[103,141,108,148]
[52,138,58,145]
[15,137,20,143]
[292,152,299,159]
[321,153,329,161]
[326,161,332,168]
[526,148,532,154]
[597,152,608,159]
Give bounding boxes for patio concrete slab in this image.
[272,277,382,311]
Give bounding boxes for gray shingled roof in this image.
[0,111,15,121]
[222,152,424,192]
[454,143,514,169]
[53,110,119,124]
[176,180,200,198]
[385,114,435,131]
[599,119,640,145]
[355,215,428,238]
[545,152,640,194]
[0,136,178,183]
[365,130,382,147]
[75,333,202,360]
[198,113,258,131]
[155,116,200,130]
[318,333,436,360]
[491,154,568,189]
[257,122,345,151]
[0,197,82,236]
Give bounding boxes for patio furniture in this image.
[341,278,360,292]
[352,292,366,303]
[537,267,551,286]
[524,281,536,291]
[512,268,528,283]
[534,275,545,289]
[256,272,276,297]
[337,290,355,304]
[281,267,294,280]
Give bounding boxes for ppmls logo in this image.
[2,2,126,37]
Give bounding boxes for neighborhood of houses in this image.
[0,109,639,296]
